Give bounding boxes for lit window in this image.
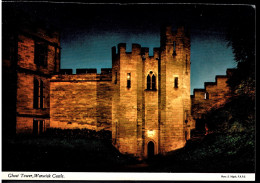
[205,92,209,100]
[127,73,131,88]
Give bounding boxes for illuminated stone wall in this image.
[50,73,112,131]
[112,26,194,159]
[159,26,193,154]
[191,69,234,120]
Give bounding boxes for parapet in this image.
[101,68,112,74]
[191,68,236,98]
[153,48,160,59]
[141,47,149,58]
[112,43,160,60]
[118,43,126,54]
[59,69,73,75]
[132,44,141,55]
[76,68,97,74]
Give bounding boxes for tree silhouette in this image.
[226,5,255,98]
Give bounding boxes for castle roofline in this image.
[113,43,160,59]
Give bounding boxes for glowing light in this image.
[147,130,155,137]
[127,73,131,80]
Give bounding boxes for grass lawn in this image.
[2,129,255,172]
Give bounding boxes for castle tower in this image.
[159,26,192,154]
[112,26,193,159]
[112,43,143,157]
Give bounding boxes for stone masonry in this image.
[111,26,194,159]
[191,69,234,129]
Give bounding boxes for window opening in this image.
[205,92,209,100]
[152,75,156,90]
[173,41,176,56]
[127,73,131,88]
[34,42,48,67]
[174,77,178,88]
[147,75,151,90]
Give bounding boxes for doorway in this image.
[147,141,155,159]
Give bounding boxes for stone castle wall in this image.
[50,71,112,131]
[191,69,234,123]
[15,25,60,134]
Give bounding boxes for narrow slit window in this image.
[40,80,45,109]
[205,92,209,100]
[174,77,178,88]
[127,73,131,88]
[173,41,176,56]
[33,78,39,109]
[184,110,188,124]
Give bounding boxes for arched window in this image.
[147,75,151,90]
[152,75,156,90]
[146,72,156,90]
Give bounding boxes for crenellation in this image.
[191,68,234,122]
[153,48,160,59]
[141,47,149,58]
[132,44,141,55]
[60,69,73,75]
[118,43,126,55]
[76,68,97,74]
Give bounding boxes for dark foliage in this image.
[225,6,255,97]
[205,95,255,133]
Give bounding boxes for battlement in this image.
[160,26,190,48]
[192,68,235,97]
[76,68,97,74]
[112,43,160,60]
[53,68,112,82]
[101,68,112,74]
[60,69,73,75]
[59,68,112,75]
[191,68,235,119]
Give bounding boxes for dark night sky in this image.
[3,2,255,94]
